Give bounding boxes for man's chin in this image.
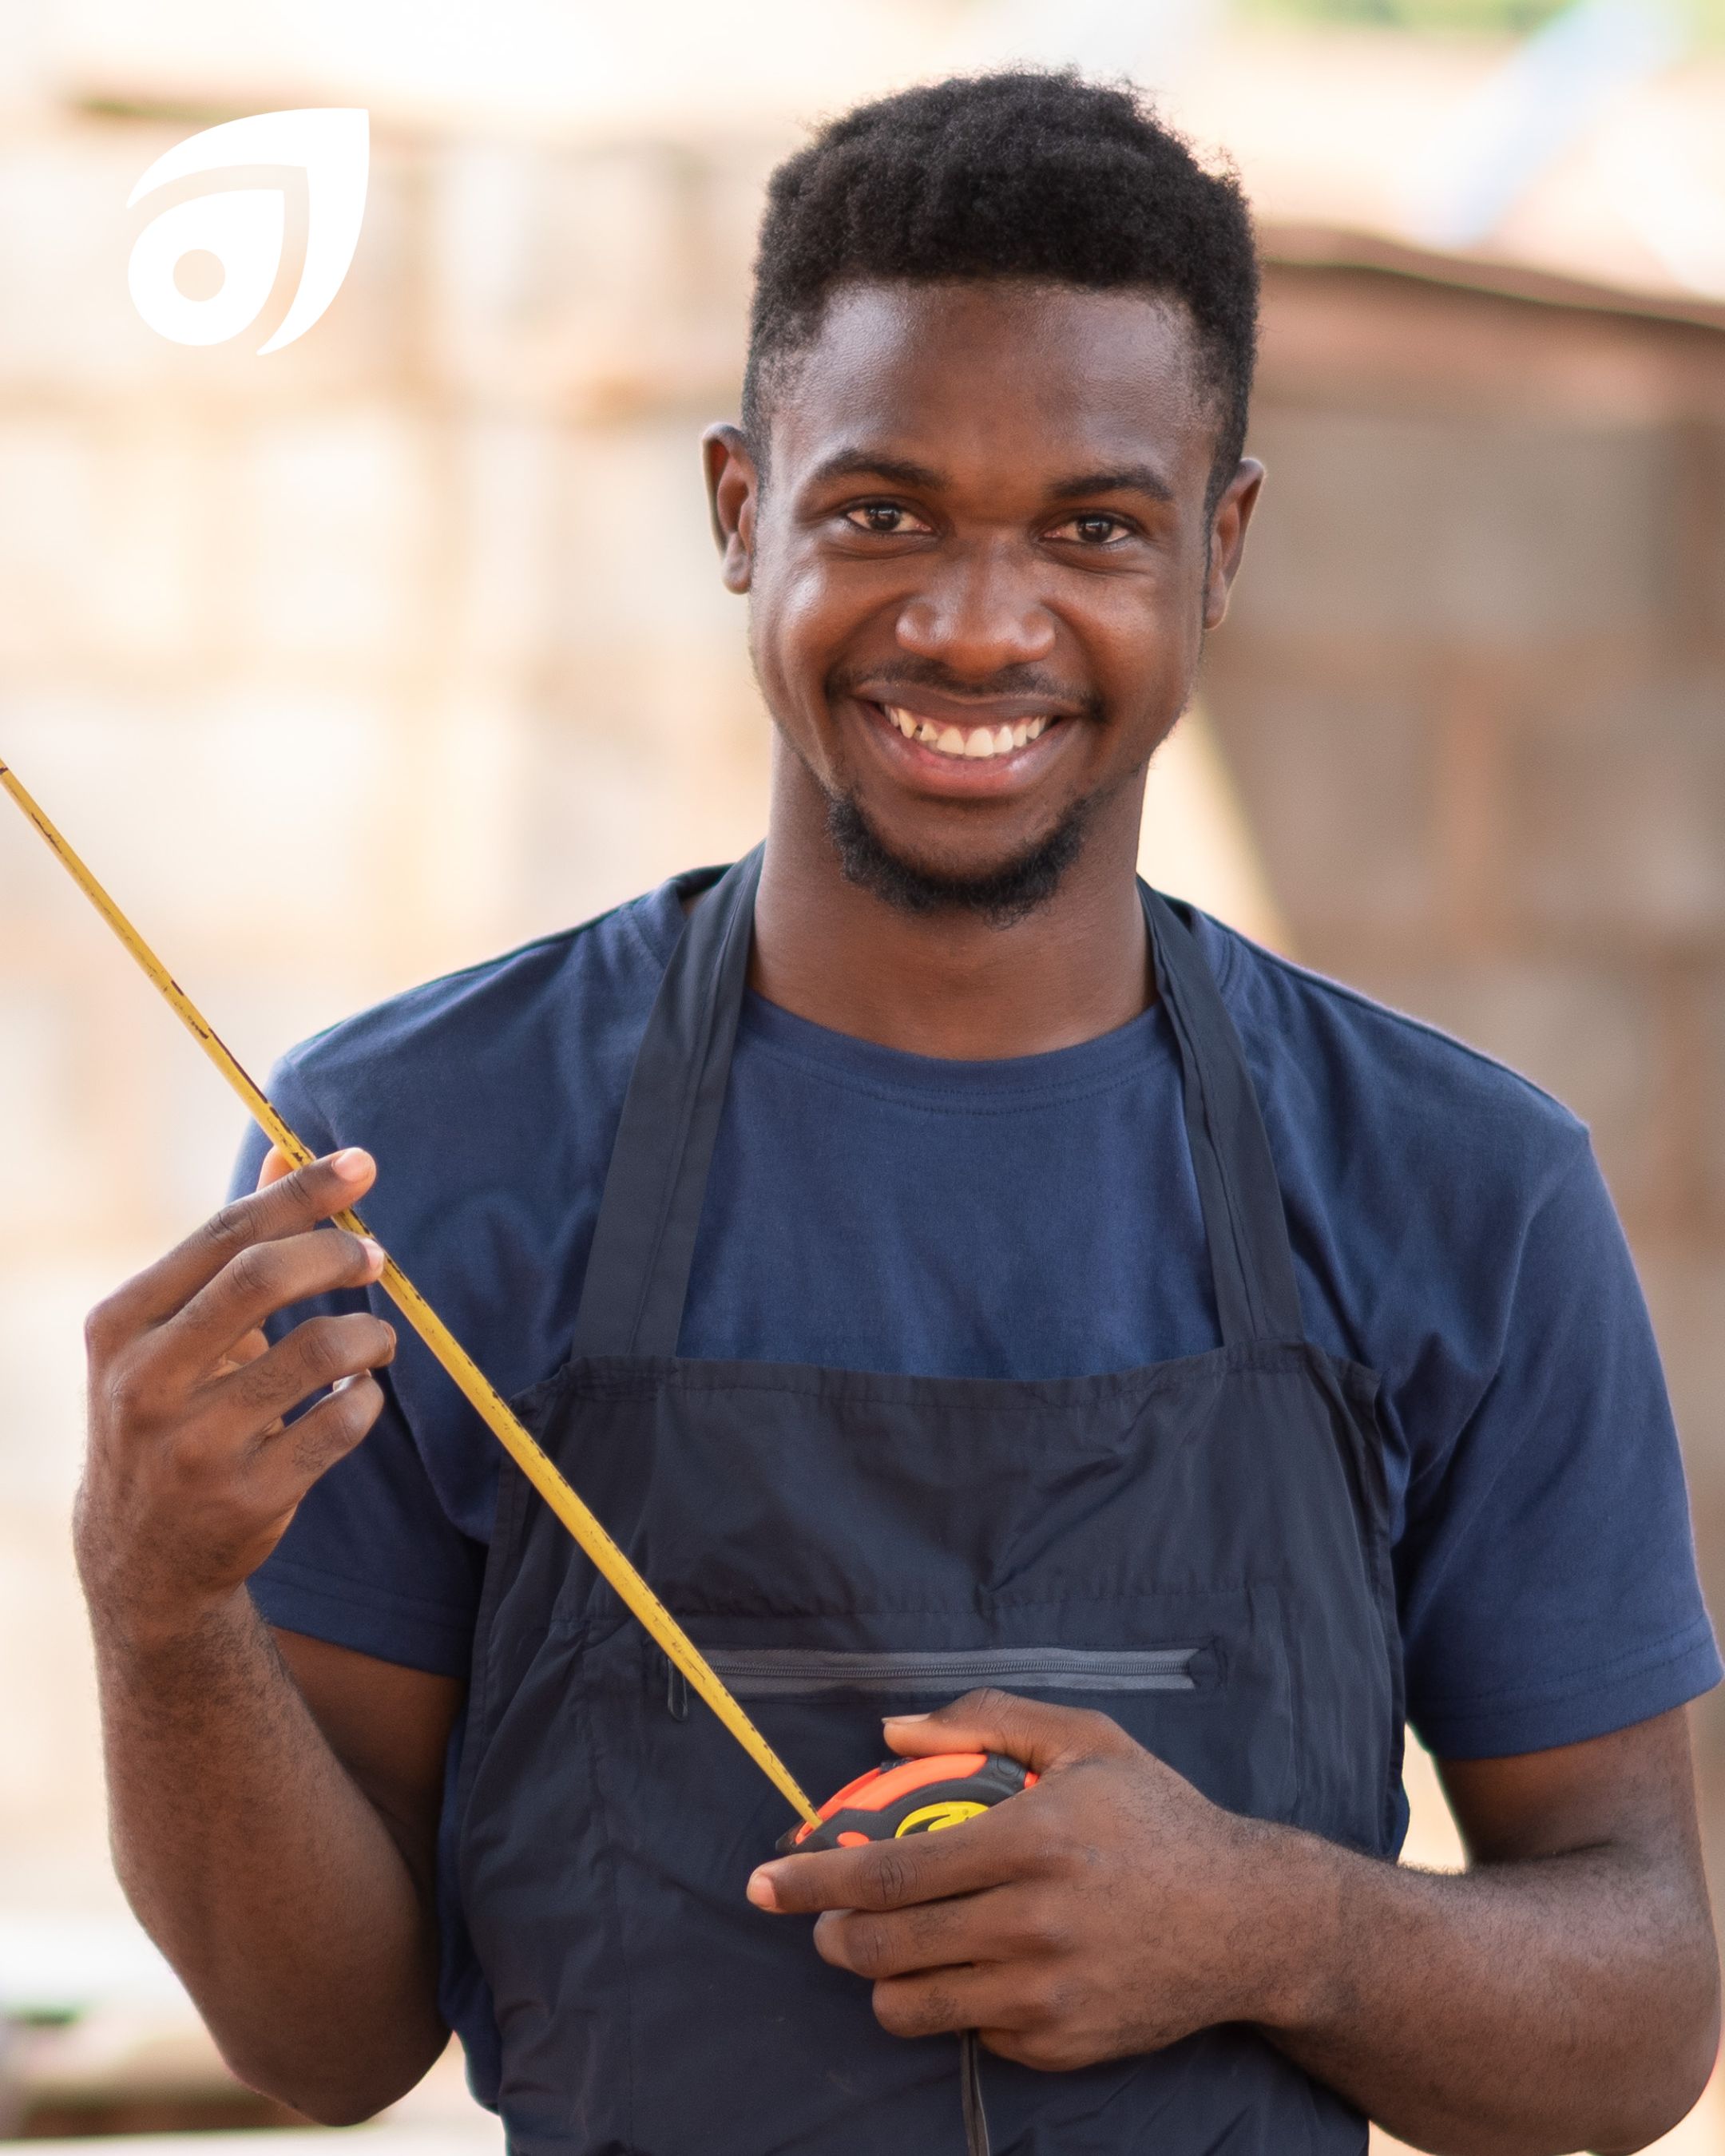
[824,795,1092,928]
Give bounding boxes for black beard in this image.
[823,794,1093,928]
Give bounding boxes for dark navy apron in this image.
[455,846,1403,2154]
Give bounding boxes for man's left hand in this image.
[744,1689,1319,2070]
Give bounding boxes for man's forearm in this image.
[1254,1822,1720,2154]
[93,1587,446,2125]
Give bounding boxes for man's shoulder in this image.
[273,877,685,1129]
[1189,908,1590,1218]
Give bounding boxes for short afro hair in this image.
[743,71,1260,505]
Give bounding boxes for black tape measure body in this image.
[777,1750,1036,1855]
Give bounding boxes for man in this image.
[76,71,1720,2156]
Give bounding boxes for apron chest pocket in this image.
[644,1623,1290,1825]
[695,1643,1214,1699]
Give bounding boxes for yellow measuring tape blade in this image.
[0,756,819,1829]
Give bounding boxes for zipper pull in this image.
[665,1657,689,1722]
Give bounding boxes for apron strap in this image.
[1141,884,1304,1346]
[572,847,1302,1358]
[569,846,763,1360]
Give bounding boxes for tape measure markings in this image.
[0,756,819,1829]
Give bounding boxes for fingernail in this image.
[359,1237,387,1274]
[882,1712,930,1724]
[331,1147,373,1181]
[745,1869,778,1911]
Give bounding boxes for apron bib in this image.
[455,848,1403,2154]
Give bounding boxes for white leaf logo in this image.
[127,109,369,354]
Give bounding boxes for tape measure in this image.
[778,1750,1037,1853]
[2,755,1030,2154]
[0,755,820,1829]
[778,1752,1037,2156]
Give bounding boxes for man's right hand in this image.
[76,1147,397,1651]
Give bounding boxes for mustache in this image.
[830,662,1104,720]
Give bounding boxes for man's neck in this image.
[748,763,1154,1061]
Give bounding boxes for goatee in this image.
[823,795,1093,929]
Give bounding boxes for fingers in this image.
[88,1147,376,1340]
[76,1143,399,1641]
[252,1371,389,1508]
[212,1311,397,1440]
[870,1960,1071,2048]
[255,1144,295,1192]
[812,1880,1070,1983]
[883,1687,1132,1777]
[807,1881,1081,2051]
[751,1786,1052,1916]
[217,1326,270,1377]
[163,1226,386,1380]
[812,1896,985,1983]
[751,1693,1134,1917]
[876,1970,1104,2071]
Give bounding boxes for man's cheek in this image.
[751,573,833,700]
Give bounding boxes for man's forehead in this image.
[769,278,1214,487]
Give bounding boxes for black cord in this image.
[960,2029,990,2156]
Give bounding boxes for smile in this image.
[880,706,1053,759]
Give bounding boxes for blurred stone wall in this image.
[0,107,783,1911]
[1204,251,1725,1872]
[4,88,1723,1943]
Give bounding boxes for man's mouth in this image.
[878,704,1054,761]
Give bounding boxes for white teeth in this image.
[882,705,1057,758]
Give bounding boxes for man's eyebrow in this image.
[804,450,949,492]
[800,451,1176,505]
[1046,464,1176,505]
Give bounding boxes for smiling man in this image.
[77,71,1720,2156]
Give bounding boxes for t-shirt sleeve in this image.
[228,1070,482,1679]
[1400,1135,1720,1758]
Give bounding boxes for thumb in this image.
[882,1686,1127,1778]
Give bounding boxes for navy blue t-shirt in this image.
[236,874,1719,1771]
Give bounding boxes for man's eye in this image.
[843,502,926,535]
[1053,513,1132,545]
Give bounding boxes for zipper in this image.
[688,1644,1205,1701]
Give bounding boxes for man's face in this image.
[706,279,1259,908]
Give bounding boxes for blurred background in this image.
[1,0,1723,2148]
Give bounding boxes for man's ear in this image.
[1203,458,1264,632]
[702,423,759,594]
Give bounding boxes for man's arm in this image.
[77,1151,458,2124]
[748,1690,1719,2156]
[1272,1710,1718,2153]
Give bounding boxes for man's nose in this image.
[893,541,1057,676]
